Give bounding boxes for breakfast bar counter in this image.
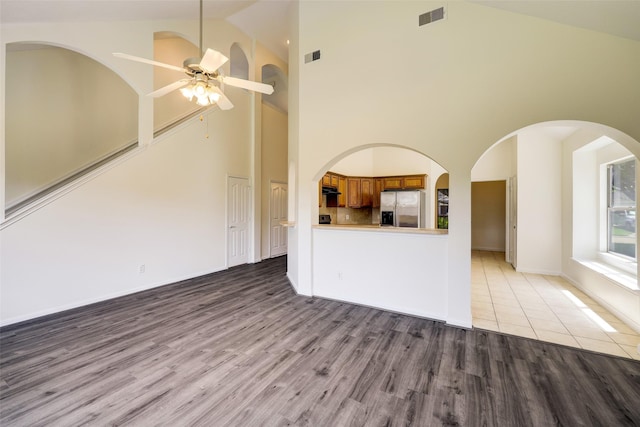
[313,224,448,235]
[312,224,448,321]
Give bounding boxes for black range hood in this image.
[322,186,341,195]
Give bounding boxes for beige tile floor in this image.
[472,250,640,360]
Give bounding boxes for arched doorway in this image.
[470,121,640,359]
[313,145,451,320]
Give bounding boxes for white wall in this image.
[471,136,514,182]
[571,139,599,260]
[516,130,562,274]
[0,18,262,325]
[290,0,640,328]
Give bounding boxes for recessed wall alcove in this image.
[5,42,138,214]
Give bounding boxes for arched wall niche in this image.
[153,32,201,131]
[7,41,140,92]
[5,42,139,212]
[230,42,249,80]
[261,63,287,113]
[435,173,449,187]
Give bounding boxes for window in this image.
[437,188,449,229]
[607,158,636,259]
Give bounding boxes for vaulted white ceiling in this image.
[0,0,293,62]
[1,0,639,64]
[476,0,640,42]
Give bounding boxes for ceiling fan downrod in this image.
[199,0,203,58]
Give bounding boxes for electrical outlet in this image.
[139,264,145,274]
[346,214,350,220]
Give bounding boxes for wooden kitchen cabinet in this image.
[338,176,347,207]
[361,178,373,207]
[403,175,425,189]
[347,178,361,208]
[373,178,384,208]
[347,177,373,208]
[383,177,403,189]
[324,172,424,209]
[321,172,344,207]
[322,172,340,188]
[382,175,425,190]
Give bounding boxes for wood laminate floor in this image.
[1,256,639,426]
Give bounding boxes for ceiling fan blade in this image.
[210,87,234,110]
[147,80,189,98]
[199,48,229,74]
[222,76,274,95]
[113,52,186,73]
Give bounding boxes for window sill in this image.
[574,257,638,291]
[598,251,637,275]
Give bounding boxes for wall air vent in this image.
[304,50,321,64]
[419,7,445,26]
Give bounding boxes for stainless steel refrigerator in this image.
[380,190,425,227]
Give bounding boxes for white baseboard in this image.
[313,290,446,323]
[471,246,506,252]
[561,274,640,334]
[515,266,562,276]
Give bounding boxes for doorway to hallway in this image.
[269,181,288,258]
[228,176,251,267]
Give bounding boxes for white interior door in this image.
[507,176,517,269]
[228,177,251,267]
[270,182,288,257]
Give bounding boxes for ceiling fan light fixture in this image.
[114,1,272,110]
[180,86,195,100]
[193,81,207,97]
[207,87,221,103]
[196,95,210,106]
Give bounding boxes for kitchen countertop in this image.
[313,224,448,235]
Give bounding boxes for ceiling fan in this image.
[113,0,273,110]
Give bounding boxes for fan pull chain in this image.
[199,114,209,139]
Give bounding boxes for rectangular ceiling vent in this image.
[304,50,321,64]
[419,7,445,26]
